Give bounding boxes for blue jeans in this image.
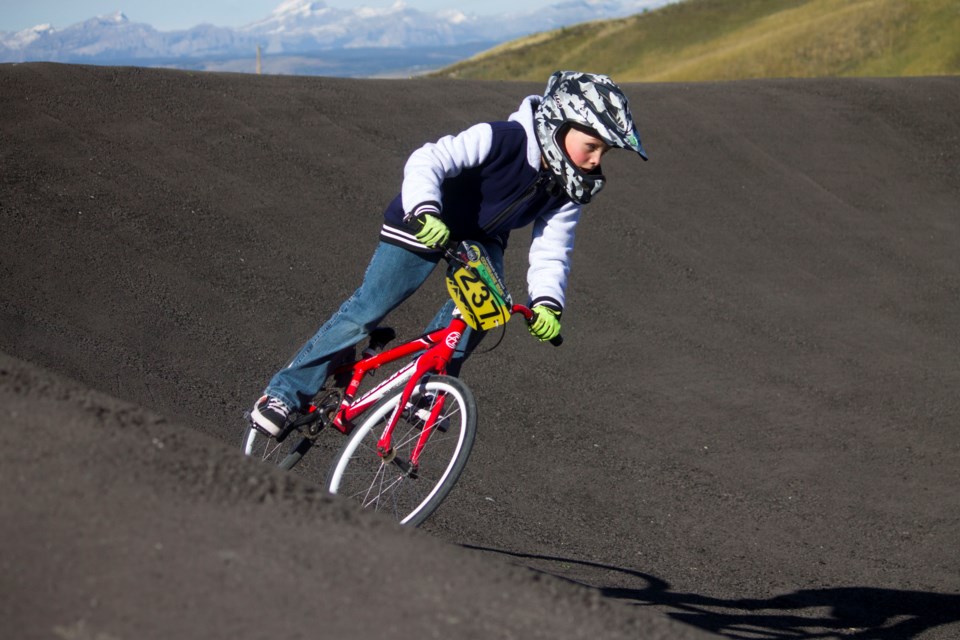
[264,240,504,410]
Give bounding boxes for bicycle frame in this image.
[322,314,470,466]
[292,240,543,470]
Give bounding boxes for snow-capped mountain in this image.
[239,1,479,51]
[0,12,253,62]
[0,0,677,75]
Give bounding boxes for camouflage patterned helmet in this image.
[535,70,647,204]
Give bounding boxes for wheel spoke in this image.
[241,416,315,471]
[325,376,477,526]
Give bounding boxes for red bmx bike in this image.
[242,240,560,527]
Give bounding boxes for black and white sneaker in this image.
[251,395,290,437]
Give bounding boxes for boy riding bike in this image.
[251,70,648,437]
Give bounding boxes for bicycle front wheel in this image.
[325,375,477,527]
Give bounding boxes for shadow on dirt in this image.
[465,546,960,639]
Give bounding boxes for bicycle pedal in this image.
[250,421,280,439]
[417,412,449,433]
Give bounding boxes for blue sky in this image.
[1,1,555,32]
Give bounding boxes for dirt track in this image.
[1,63,958,639]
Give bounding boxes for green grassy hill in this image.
[432,0,960,81]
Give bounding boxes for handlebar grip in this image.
[406,214,459,254]
[513,305,563,347]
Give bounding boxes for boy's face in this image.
[563,127,611,173]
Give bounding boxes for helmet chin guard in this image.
[535,71,647,204]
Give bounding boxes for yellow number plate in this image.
[445,243,512,331]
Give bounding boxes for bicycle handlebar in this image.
[422,234,563,347]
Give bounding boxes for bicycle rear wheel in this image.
[242,425,313,471]
[325,375,477,527]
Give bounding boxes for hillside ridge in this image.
[432,0,960,81]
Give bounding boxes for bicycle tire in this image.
[242,426,313,471]
[325,375,477,527]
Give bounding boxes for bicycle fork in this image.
[376,324,462,470]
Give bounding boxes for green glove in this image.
[415,214,451,248]
[528,305,561,342]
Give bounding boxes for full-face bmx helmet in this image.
[534,70,647,204]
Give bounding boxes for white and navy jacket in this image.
[380,96,582,313]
